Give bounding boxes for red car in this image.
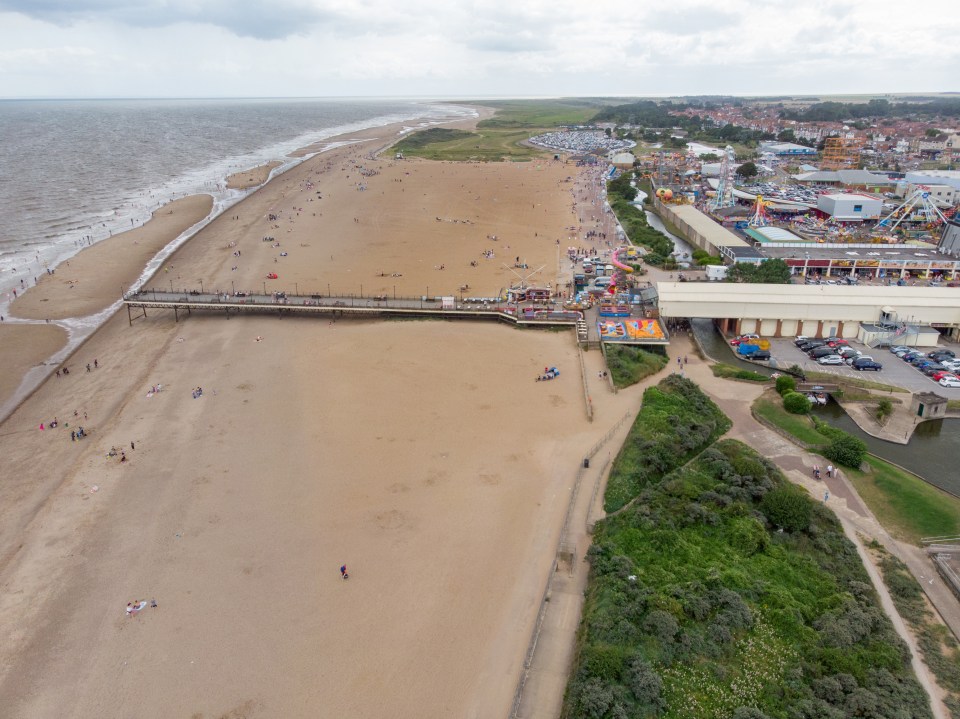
[730,333,760,346]
[931,371,958,382]
[826,339,849,348]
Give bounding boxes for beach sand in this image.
[11,194,213,321]
[0,323,68,407]
[226,162,281,190]
[0,116,627,718]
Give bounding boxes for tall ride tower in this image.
[709,145,736,211]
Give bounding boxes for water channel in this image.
[690,318,958,496]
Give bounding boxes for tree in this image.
[777,129,797,143]
[824,433,867,468]
[737,161,759,180]
[727,259,792,284]
[875,398,893,423]
[776,375,797,396]
[783,391,810,415]
[701,153,720,162]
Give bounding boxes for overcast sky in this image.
[1,0,957,99]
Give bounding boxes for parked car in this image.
[889,345,911,354]
[837,347,860,359]
[826,339,849,348]
[905,354,929,364]
[749,350,771,361]
[920,364,948,376]
[846,354,874,365]
[852,359,883,371]
[931,371,958,382]
[928,351,956,362]
[818,355,845,365]
[892,348,916,357]
[939,377,960,388]
[799,340,826,351]
[794,336,810,345]
[730,333,760,346]
[810,347,837,359]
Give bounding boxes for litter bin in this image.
[583,457,590,469]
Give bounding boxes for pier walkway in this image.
[123,288,583,328]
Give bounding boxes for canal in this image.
[691,316,958,496]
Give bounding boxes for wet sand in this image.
[11,194,213,320]
[0,324,69,408]
[226,162,281,190]
[0,112,629,718]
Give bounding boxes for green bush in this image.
[824,434,868,469]
[605,346,668,388]
[760,486,813,532]
[776,375,797,396]
[783,391,810,414]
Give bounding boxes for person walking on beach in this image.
[340,564,349,580]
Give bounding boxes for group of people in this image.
[191,386,204,399]
[125,598,157,616]
[536,366,560,382]
[812,464,837,481]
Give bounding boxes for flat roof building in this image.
[816,193,883,221]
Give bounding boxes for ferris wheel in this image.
[877,187,950,233]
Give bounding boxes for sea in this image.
[0,97,475,304]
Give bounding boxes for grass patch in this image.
[948,399,960,412]
[753,394,828,447]
[711,362,770,383]
[395,126,548,161]
[845,456,960,544]
[472,99,602,128]
[605,345,668,388]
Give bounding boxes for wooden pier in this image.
[123,289,583,329]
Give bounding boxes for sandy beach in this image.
[226,162,282,190]
[0,112,629,718]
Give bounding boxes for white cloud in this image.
[0,0,957,97]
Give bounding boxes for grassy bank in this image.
[567,414,932,719]
[803,370,909,394]
[751,391,960,543]
[395,126,546,161]
[876,549,960,715]
[603,375,731,512]
[710,362,770,383]
[605,346,668,389]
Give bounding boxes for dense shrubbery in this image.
[603,375,732,512]
[566,430,932,719]
[605,346,668,389]
[775,375,796,396]
[814,419,868,468]
[783,391,811,415]
[395,127,474,150]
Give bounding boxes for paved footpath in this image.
[518,329,957,718]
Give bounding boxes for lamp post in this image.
[231,280,235,295]
[169,279,173,292]
[294,282,298,296]
[199,279,204,293]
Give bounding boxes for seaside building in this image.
[815,193,883,221]
[658,282,960,343]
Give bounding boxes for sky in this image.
[1,0,958,99]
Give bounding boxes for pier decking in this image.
[122,289,670,346]
[123,289,581,328]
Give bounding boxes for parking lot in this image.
[765,337,960,398]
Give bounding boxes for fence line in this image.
[576,345,594,422]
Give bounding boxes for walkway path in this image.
[519,330,956,718]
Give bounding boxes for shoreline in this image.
[0,106,486,423]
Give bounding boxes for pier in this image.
[123,288,583,328]
[123,289,670,348]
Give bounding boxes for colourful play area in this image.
[597,318,669,344]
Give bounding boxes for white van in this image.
[594,277,612,288]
